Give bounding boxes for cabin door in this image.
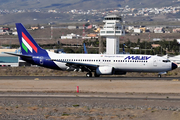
[153,59,157,67]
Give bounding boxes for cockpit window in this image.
[163,60,171,62]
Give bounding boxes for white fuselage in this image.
[47,51,172,73]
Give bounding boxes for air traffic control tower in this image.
[100,15,125,54]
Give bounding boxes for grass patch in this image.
[44,115,50,118]
[62,113,69,116]
[73,104,80,107]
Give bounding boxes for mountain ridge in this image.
[0,0,179,25]
[0,0,179,11]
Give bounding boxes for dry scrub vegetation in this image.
[0,98,180,120]
[0,66,179,77]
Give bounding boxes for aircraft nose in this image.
[172,62,178,70]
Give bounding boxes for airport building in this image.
[0,48,31,67]
[100,15,125,54]
[0,54,19,67]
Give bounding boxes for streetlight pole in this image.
[145,41,146,54]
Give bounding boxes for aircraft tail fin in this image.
[83,43,88,54]
[16,23,45,56]
[123,44,126,54]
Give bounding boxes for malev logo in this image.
[124,56,151,60]
[21,32,37,53]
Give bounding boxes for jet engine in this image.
[96,66,114,75]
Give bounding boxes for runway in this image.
[0,77,180,94]
[0,76,179,80]
[0,94,180,101]
[0,76,180,101]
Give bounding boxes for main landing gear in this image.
[86,72,100,77]
[158,74,161,78]
[94,72,100,77]
[86,72,92,77]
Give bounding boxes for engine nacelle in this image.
[96,66,113,75]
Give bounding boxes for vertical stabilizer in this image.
[83,43,88,54]
[16,23,45,56]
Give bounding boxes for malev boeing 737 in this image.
[5,23,178,78]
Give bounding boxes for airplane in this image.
[122,44,126,54]
[119,44,129,54]
[5,23,178,78]
[83,43,88,54]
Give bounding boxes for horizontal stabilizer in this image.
[4,52,32,58]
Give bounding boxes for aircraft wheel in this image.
[86,72,92,77]
[94,72,100,77]
[158,74,161,78]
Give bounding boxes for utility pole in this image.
[51,26,53,39]
[82,24,85,39]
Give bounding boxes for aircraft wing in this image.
[48,59,98,71]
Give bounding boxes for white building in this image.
[12,31,18,35]
[128,26,134,30]
[0,54,19,67]
[134,28,141,33]
[154,27,164,33]
[177,39,180,44]
[68,26,77,29]
[100,15,125,54]
[61,33,80,39]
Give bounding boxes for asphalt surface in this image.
[0,76,179,80]
[0,76,179,101]
[0,94,179,101]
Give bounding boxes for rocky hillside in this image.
[0,0,179,11]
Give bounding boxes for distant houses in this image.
[154,27,164,33]
[173,28,180,33]
[60,33,98,39]
[31,27,38,30]
[61,33,80,39]
[126,25,171,34]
